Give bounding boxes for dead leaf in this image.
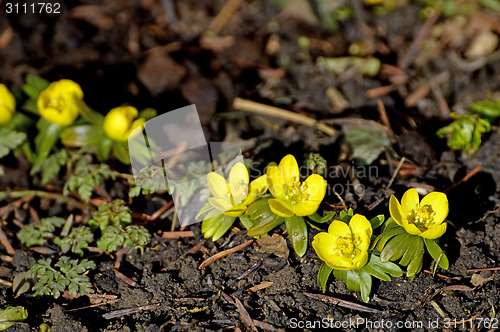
[70,5,114,30]
[471,273,495,287]
[256,234,289,259]
[465,30,499,60]
[138,51,186,95]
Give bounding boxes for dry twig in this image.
[198,239,254,269]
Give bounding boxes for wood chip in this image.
[102,304,157,320]
[303,292,381,313]
[198,239,254,269]
[247,281,274,292]
[233,296,258,332]
[161,231,195,239]
[113,269,139,287]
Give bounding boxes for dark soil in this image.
[0,0,499,331]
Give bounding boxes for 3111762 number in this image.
[5,2,61,14]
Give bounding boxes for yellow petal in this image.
[328,221,351,238]
[349,214,372,252]
[55,79,84,99]
[242,175,268,206]
[207,172,230,199]
[37,80,83,126]
[103,106,140,141]
[312,232,337,264]
[389,195,404,227]
[279,154,299,183]
[420,223,447,239]
[401,188,419,216]
[403,223,423,236]
[351,251,369,269]
[0,106,12,124]
[266,165,286,199]
[208,197,233,212]
[268,198,294,217]
[229,162,249,188]
[128,118,146,139]
[0,84,15,124]
[420,191,449,225]
[223,203,247,217]
[303,174,327,202]
[292,200,321,216]
[229,162,249,203]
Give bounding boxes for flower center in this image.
[335,236,354,256]
[230,181,248,204]
[284,181,309,205]
[47,96,65,112]
[407,204,436,232]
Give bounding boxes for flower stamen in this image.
[407,204,436,232]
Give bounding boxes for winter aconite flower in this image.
[207,162,267,217]
[103,106,145,142]
[37,79,84,126]
[267,154,327,217]
[313,214,372,270]
[0,84,15,124]
[389,188,448,240]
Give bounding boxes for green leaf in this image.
[343,127,392,165]
[239,214,255,230]
[424,239,449,270]
[31,149,68,185]
[29,256,95,298]
[97,225,151,252]
[96,138,113,161]
[60,125,103,147]
[22,74,49,100]
[247,204,285,236]
[17,217,66,247]
[332,269,361,292]
[437,113,491,154]
[25,74,50,92]
[0,128,26,158]
[407,245,424,279]
[308,210,337,223]
[399,235,423,266]
[369,215,385,229]
[77,100,104,125]
[128,165,170,197]
[318,263,333,293]
[64,155,115,203]
[355,269,372,303]
[212,214,236,241]
[304,152,327,175]
[380,233,410,263]
[139,108,157,121]
[201,211,236,241]
[0,306,28,331]
[470,100,500,123]
[285,215,308,257]
[361,254,403,281]
[54,226,93,256]
[88,199,131,231]
[373,225,406,253]
[112,142,130,164]
[34,120,63,163]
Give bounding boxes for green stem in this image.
[0,190,90,211]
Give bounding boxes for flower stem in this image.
[0,190,90,211]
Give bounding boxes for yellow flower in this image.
[313,214,372,270]
[37,79,84,126]
[389,188,448,240]
[207,162,267,217]
[266,154,327,217]
[0,84,15,124]
[103,106,145,142]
